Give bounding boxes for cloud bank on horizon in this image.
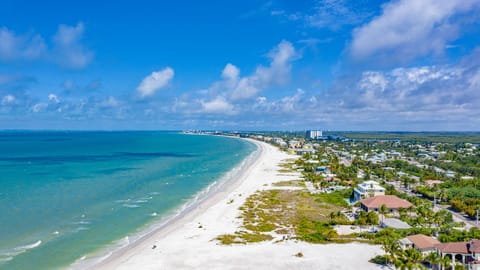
[0,0,479,130]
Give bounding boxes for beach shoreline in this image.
[67,137,261,269]
[86,139,383,270]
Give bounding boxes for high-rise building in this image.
[306,130,322,139]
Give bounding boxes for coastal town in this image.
[199,130,480,270]
[3,0,480,269]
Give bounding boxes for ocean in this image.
[0,131,256,269]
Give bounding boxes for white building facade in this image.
[306,130,323,139]
[353,180,386,202]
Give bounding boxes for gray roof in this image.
[381,218,411,229]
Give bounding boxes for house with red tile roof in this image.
[399,234,440,254]
[435,239,480,269]
[425,179,443,186]
[359,195,413,213]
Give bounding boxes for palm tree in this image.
[438,189,448,203]
[425,252,440,270]
[398,207,408,219]
[330,211,336,222]
[402,248,424,269]
[379,204,389,224]
[336,211,343,221]
[382,238,401,266]
[393,257,406,270]
[439,255,452,270]
[407,205,415,218]
[357,211,368,226]
[367,211,379,225]
[319,180,328,192]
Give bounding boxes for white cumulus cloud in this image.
[201,96,234,114]
[0,27,47,61]
[222,63,240,80]
[168,41,299,117]
[216,40,297,101]
[98,96,119,108]
[0,22,93,69]
[48,93,60,103]
[1,94,15,105]
[137,67,174,97]
[31,103,47,113]
[350,0,480,63]
[52,22,94,69]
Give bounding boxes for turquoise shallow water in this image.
[0,131,255,270]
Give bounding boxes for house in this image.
[425,180,443,187]
[315,166,329,173]
[353,180,386,202]
[296,148,316,156]
[445,170,456,178]
[366,153,387,164]
[321,173,337,181]
[435,239,480,269]
[399,234,440,254]
[417,153,431,159]
[273,137,288,147]
[303,143,314,149]
[391,151,402,158]
[288,140,301,148]
[359,195,413,213]
[357,169,365,179]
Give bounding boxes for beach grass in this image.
[271,180,305,187]
[216,231,273,244]
[278,161,296,173]
[217,188,349,245]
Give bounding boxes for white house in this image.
[353,180,385,202]
[288,140,301,148]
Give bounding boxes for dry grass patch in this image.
[216,231,273,245]
[272,180,305,188]
[278,161,296,173]
[217,189,350,245]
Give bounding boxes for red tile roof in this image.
[435,240,480,254]
[425,180,443,186]
[360,195,413,209]
[407,234,440,250]
[435,242,469,254]
[470,240,480,253]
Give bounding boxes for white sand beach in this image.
[89,139,383,270]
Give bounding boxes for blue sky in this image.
[1,0,480,131]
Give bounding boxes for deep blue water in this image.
[0,131,255,269]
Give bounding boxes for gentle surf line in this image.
[69,137,260,270]
[0,240,42,265]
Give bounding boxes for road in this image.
[389,181,479,229]
[434,205,478,230]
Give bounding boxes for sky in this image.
[1,0,480,131]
